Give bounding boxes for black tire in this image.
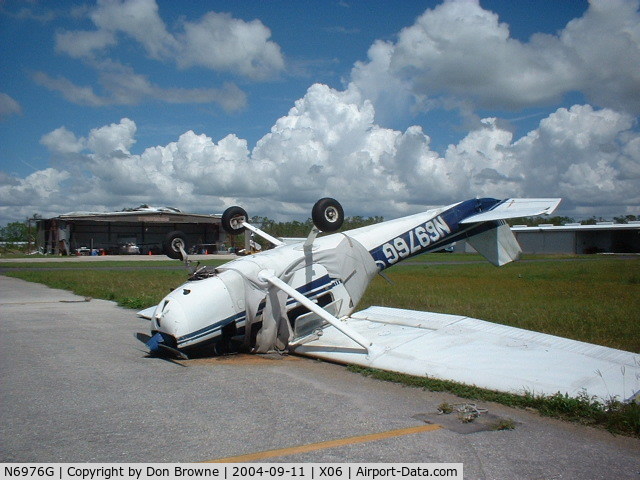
[312,198,344,232]
[221,206,248,234]
[163,230,187,260]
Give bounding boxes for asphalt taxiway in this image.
[1,275,639,478]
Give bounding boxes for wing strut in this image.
[241,222,285,247]
[257,269,377,356]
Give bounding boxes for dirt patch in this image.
[180,353,302,366]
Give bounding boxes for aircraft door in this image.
[284,263,351,329]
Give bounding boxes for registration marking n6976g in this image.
[382,215,451,265]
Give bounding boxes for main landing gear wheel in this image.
[222,206,248,234]
[163,230,188,260]
[312,198,344,232]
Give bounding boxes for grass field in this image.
[4,254,636,352]
[1,253,639,435]
[0,258,227,310]
[360,256,640,353]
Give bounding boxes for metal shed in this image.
[455,222,640,255]
[37,206,227,256]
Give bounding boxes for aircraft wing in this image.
[460,198,562,224]
[292,306,639,402]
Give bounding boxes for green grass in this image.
[1,259,227,310]
[359,257,640,352]
[0,259,226,269]
[3,269,185,310]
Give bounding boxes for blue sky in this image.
[1,0,639,224]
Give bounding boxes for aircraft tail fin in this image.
[461,198,561,266]
[467,221,521,266]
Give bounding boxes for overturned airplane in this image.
[138,197,639,402]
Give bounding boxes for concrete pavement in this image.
[1,275,639,478]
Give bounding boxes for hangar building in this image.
[37,206,228,256]
[511,222,640,254]
[36,206,640,257]
[456,222,640,255]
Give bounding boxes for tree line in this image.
[0,215,41,243]
[250,215,384,239]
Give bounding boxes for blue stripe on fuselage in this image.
[369,198,501,270]
[177,310,245,346]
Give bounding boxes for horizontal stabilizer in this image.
[293,306,639,402]
[460,198,561,224]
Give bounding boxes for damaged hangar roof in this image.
[51,205,222,224]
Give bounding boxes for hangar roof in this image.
[47,206,221,224]
[511,222,640,232]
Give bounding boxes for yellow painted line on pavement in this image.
[205,423,442,463]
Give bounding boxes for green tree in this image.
[0,215,41,252]
[581,216,606,225]
[613,214,637,224]
[231,215,386,250]
[0,221,29,242]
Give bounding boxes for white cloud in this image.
[54,0,285,80]
[33,65,247,111]
[87,118,137,157]
[5,0,640,224]
[0,169,70,209]
[0,93,22,119]
[45,0,280,109]
[33,72,109,107]
[40,127,85,155]
[513,105,640,205]
[55,29,117,59]
[350,0,640,122]
[5,88,634,226]
[89,0,177,60]
[559,0,640,113]
[176,12,285,80]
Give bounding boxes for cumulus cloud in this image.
[87,118,137,156]
[88,0,177,60]
[514,105,639,205]
[0,93,23,119]
[44,0,281,109]
[350,0,640,121]
[40,127,85,155]
[0,169,71,211]
[558,0,640,113]
[3,85,637,225]
[175,12,285,80]
[54,0,284,79]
